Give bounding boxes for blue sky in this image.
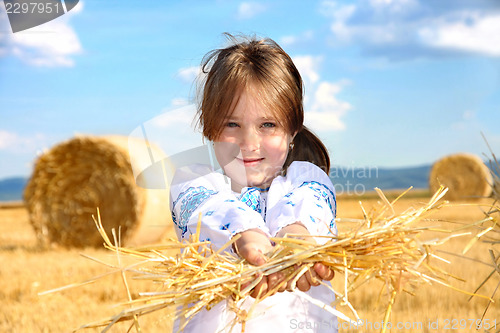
[1,0,499,179]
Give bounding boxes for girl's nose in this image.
[240,127,260,152]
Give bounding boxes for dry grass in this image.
[1,190,499,333]
[0,206,175,333]
[335,194,499,333]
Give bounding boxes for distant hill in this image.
[330,165,431,196]
[0,177,28,201]
[0,165,432,201]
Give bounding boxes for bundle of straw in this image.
[429,153,492,201]
[49,187,490,332]
[24,135,171,248]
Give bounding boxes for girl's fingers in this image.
[305,267,320,287]
[250,276,268,298]
[276,272,287,293]
[295,275,311,292]
[246,263,335,299]
[314,262,335,281]
[239,247,266,266]
[278,280,287,292]
[267,272,284,292]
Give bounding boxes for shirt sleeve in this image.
[266,161,337,243]
[169,164,269,250]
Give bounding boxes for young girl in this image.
[170,33,338,332]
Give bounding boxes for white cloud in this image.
[293,55,322,85]
[0,130,49,152]
[0,130,18,150]
[418,13,500,57]
[321,1,357,41]
[305,111,347,132]
[0,1,84,67]
[462,110,475,121]
[129,104,204,164]
[171,98,190,107]
[368,0,418,13]
[328,2,408,45]
[149,104,196,129]
[324,0,500,59]
[237,2,267,20]
[177,66,201,83]
[451,109,478,131]
[306,81,352,131]
[293,55,352,132]
[280,30,314,47]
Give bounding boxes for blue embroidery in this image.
[172,186,218,237]
[297,181,336,215]
[220,223,230,231]
[330,219,336,231]
[205,210,215,216]
[171,210,177,225]
[239,188,262,214]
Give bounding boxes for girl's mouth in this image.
[237,157,264,167]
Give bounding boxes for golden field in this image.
[0,191,498,333]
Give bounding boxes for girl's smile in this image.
[236,156,265,167]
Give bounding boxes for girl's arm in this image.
[267,161,337,241]
[266,161,338,292]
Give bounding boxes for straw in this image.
[468,138,500,322]
[43,186,492,332]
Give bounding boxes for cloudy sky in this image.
[1,0,499,179]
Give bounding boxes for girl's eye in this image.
[262,122,276,128]
[226,122,239,128]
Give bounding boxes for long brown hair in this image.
[197,33,330,173]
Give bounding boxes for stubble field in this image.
[1,191,498,332]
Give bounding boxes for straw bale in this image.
[23,135,171,248]
[429,153,492,201]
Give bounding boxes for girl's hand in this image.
[234,229,274,298]
[287,262,335,292]
[277,222,335,292]
[234,228,272,265]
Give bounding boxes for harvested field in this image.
[1,191,498,332]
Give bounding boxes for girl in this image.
[170,33,338,332]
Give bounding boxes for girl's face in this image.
[213,89,294,193]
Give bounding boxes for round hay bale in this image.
[23,135,172,248]
[429,153,493,201]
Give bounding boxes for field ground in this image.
[1,190,499,332]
